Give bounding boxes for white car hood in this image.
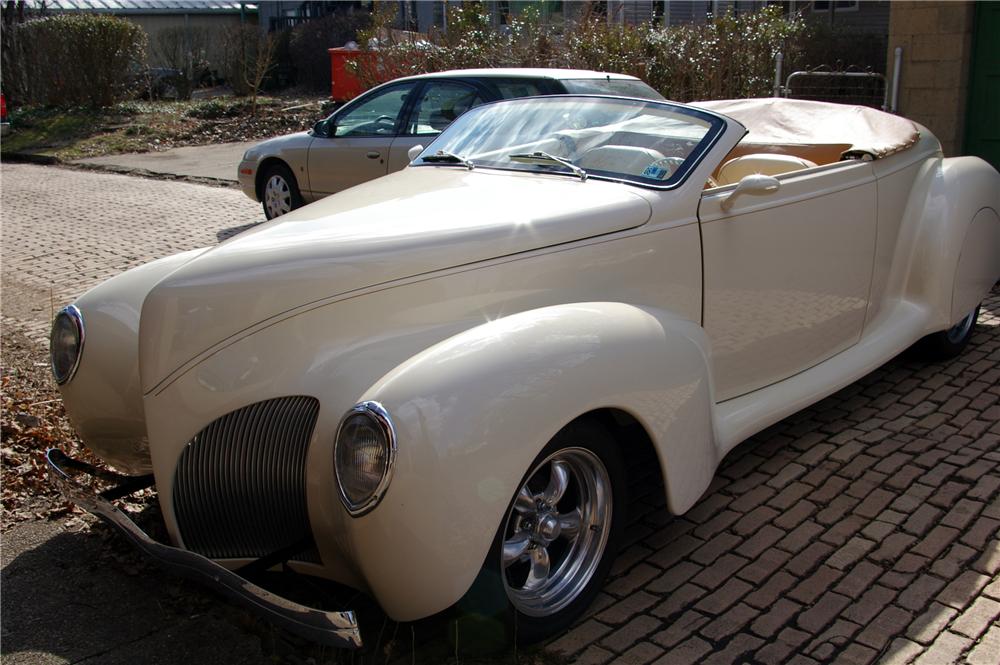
[139,166,651,392]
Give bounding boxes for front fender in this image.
[350,302,717,620]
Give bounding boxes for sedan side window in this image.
[406,82,484,137]
[334,84,414,138]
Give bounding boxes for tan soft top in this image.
[691,98,921,160]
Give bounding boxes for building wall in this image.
[887,1,975,156]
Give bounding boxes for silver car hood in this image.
[139,167,651,392]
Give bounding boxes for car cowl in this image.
[139,166,651,392]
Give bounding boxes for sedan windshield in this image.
[414,96,724,189]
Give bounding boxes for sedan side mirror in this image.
[407,144,425,162]
[313,119,332,138]
[721,174,780,211]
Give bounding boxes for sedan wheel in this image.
[911,303,981,361]
[260,164,303,220]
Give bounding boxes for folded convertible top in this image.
[691,97,921,160]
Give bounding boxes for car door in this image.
[307,81,418,196]
[698,160,878,401]
[386,80,487,173]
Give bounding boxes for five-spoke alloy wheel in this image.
[460,419,625,646]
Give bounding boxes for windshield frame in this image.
[412,94,728,191]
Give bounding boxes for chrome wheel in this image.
[502,447,612,617]
[264,174,292,218]
[946,310,976,344]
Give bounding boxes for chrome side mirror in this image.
[407,144,424,162]
[721,174,781,211]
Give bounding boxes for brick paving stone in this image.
[689,553,747,590]
[949,596,1000,640]
[754,627,811,663]
[650,610,709,649]
[617,642,664,665]
[843,585,897,624]
[821,515,867,547]
[743,570,796,610]
[936,570,991,610]
[699,602,758,642]
[930,543,978,579]
[803,618,862,660]
[796,591,851,632]
[879,638,924,665]
[966,624,1000,665]
[906,602,959,645]
[595,591,658,625]
[897,574,947,612]
[861,518,896,541]
[770,481,814,510]
[651,636,711,665]
[857,606,913,650]
[701,633,765,665]
[910,525,961,560]
[839,643,880,665]
[901,504,943,536]
[972,540,1000,576]
[789,565,843,605]
[690,532,741,566]
[647,534,701,569]
[651,583,706,622]
[749,597,801,638]
[960,515,1000,549]
[786,541,835,576]
[828,536,877,570]
[912,631,972,665]
[940,498,983,530]
[600,615,662,653]
[647,562,700,595]
[835,560,884,597]
[736,524,784,558]
[574,644,614,665]
[777,520,825,554]
[693,578,752,615]
[548,618,612,656]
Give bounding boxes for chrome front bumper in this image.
[46,448,362,649]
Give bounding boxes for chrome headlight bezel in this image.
[333,401,397,517]
[50,304,85,385]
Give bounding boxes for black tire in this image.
[455,418,626,648]
[260,163,303,220]
[911,304,980,361]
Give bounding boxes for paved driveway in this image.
[1,163,998,664]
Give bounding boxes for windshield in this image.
[561,78,665,101]
[414,96,724,189]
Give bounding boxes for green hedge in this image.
[3,14,147,108]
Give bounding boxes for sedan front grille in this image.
[173,396,321,562]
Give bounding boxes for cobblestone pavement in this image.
[2,163,999,664]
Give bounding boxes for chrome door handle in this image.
[366,151,381,159]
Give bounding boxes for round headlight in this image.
[334,401,396,516]
[50,305,85,385]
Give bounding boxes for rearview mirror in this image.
[721,174,780,211]
[407,144,425,162]
[313,119,332,137]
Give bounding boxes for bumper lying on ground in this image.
[45,448,363,649]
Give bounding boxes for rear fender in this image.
[348,302,718,620]
[901,156,1000,328]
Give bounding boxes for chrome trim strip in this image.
[51,304,85,385]
[45,448,362,649]
[334,401,397,517]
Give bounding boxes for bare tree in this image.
[245,32,277,117]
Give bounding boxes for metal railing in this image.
[774,47,903,113]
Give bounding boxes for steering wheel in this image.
[644,156,686,180]
[374,114,396,127]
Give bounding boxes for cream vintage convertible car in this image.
[48,95,1000,648]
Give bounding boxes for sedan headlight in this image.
[50,305,85,385]
[334,401,396,516]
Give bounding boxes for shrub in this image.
[2,14,146,108]
[288,11,372,92]
[349,4,806,102]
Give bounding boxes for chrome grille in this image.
[173,396,321,562]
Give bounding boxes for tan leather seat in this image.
[716,153,817,185]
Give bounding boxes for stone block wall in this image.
[887,1,975,156]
